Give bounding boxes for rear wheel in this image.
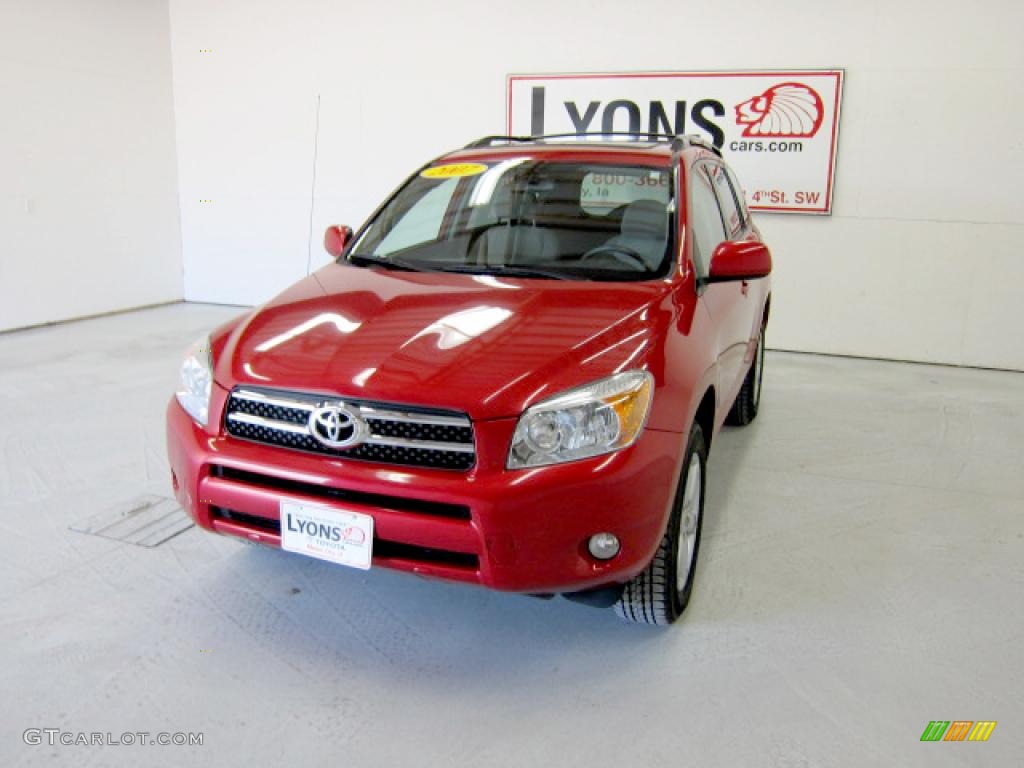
[726,326,765,426]
[613,423,707,625]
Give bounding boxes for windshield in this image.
[348,159,675,281]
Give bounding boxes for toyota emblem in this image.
[308,403,364,449]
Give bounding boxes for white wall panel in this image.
[169,0,1024,369]
[0,0,183,332]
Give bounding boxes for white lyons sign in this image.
[507,71,844,215]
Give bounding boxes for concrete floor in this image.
[2,303,1021,767]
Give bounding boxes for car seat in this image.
[477,193,561,266]
[584,199,668,270]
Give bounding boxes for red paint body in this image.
[166,141,771,594]
[709,240,773,281]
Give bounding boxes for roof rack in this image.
[464,132,721,156]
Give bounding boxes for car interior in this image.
[464,169,671,273]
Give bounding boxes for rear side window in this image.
[724,165,751,223]
[688,164,726,278]
[708,162,744,238]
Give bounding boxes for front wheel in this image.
[613,423,707,625]
[726,326,765,426]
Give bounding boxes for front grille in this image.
[215,507,278,533]
[223,387,476,470]
[211,506,479,569]
[210,466,472,520]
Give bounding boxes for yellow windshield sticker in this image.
[421,163,488,179]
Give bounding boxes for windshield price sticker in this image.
[421,163,489,179]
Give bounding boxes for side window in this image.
[375,178,460,256]
[708,162,744,238]
[688,164,726,278]
[724,166,751,224]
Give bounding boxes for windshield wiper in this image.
[348,253,432,273]
[434,264,574,281]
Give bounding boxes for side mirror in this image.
[707,241,772,282]
[324,225,354,258]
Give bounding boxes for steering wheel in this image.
[581,243,649,270]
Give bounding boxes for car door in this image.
[689,161,747,401]
[708,161,761,395]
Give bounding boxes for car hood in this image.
[214,263,673,421]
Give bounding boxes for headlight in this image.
[175,336,213,426]
[507,371,654,469]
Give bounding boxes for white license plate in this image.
[279,500,373,570]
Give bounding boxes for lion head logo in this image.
[735,82,824,138]
[341,526,366,545]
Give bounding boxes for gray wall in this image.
[0,0,183,331]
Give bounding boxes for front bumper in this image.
[166,388,682,593]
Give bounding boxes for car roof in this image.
[438,134,719,167]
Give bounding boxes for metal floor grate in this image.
[70,495,193,547]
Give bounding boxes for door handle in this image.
[741,280,749,296]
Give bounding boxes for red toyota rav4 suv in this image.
[167,133,771,625]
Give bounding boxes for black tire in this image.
[726,326,765,426]
[613,423,707,625]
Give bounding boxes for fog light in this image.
[588,532,620,560]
